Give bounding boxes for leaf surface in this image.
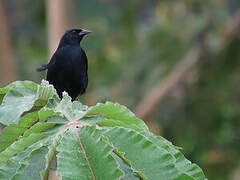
[0,81,38,125]
[57,126,123,180]
[0,112,39,152]
[0,133,45,166]
[103,127,195,180]
[12,147,48,180]
[87,102,148,132]
[0,140,47,180]
[141,132,206,180]
[55,92,88,121]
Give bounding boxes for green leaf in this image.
[103,127,194,180]
[33,99,47,108]
[0,81,38,125]
[57,126,123,180]
[156,136,182,150]
[111,152,139,180]
[38,108,54,122]
[87,102,148,132]
[45,95,61,109]
[36,80,57,100]
[0,81,34,95]
[0,140,47,180]
[22,122,55,138]
[0,95,3,106]
[0,133,45,166]
[55,92,88,121]
[0,112,39,152]
[79,115,107,125]
[0,111,55,155]
[12,146,48,180]
[45,116,68,124]
[140,132,206,180]
[41,133,62,179]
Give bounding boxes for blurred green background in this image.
[0,0,240,179]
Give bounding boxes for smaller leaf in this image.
[0,139,47,180]
[45,95,61,109]
[37,80,57,100]
[0,81,38,125]
[22,122,55,138]
[33,99,47,108]
[0,112,39,152]
[41,133,62,179]
[55,92,88,121]
[87,102,148,132]
[0,133,45,166]
[0,81,37,95]
[12,146,48,180]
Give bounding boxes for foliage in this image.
[0,80,206,180]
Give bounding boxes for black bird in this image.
[37,28,91,100]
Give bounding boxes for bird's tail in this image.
[36,64,49,72]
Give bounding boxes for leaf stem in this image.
[44,150,57,180]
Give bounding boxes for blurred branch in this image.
[45,0,71,57]
[223,11,240,42]
[134,48,199,120]
[0,1,16,86]
[233,165,240,180]
[134,10,240,120]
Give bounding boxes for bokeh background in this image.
[0,0,240,179]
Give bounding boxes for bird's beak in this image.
[79,29,92,36]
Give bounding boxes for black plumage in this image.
[37,28,91,100]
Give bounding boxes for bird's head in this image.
[58,28,91,47]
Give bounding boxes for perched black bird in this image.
[37,28,91,100]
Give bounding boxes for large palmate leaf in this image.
[103,127,206,180]
[0,80,206,180]
[57,126,123,180]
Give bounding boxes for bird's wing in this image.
[71,48,88,94]
[46,47,78,95]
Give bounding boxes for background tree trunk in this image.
[0,1,16,86]
[45,0,71,57]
